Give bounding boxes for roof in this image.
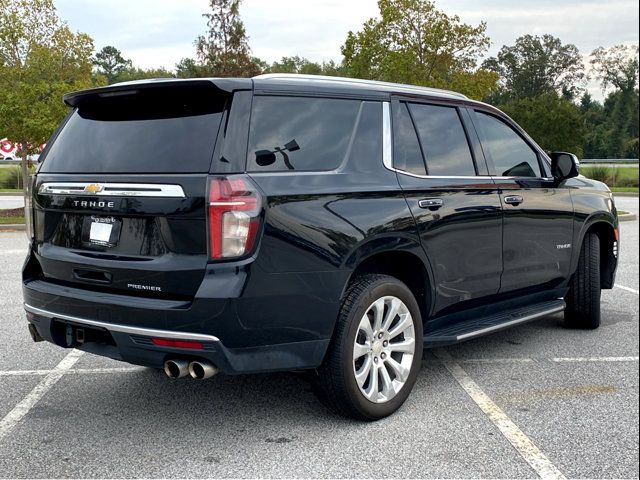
[252,73,469,101]
[63,74,470,108]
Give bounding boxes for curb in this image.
[614,192,639,198]
[618,213,637,222]
[0,192,24,197]
[0,223,25,231]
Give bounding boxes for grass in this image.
[0,216,24,224]
[611,187,639,193]
[580,166,639,190]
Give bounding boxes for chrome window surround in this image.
[24,304,220,342]
[382,101,555,182]
[38,182,186,198]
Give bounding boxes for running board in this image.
[424,299,565,348]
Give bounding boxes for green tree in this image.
[500,93,585,156]
[340,0,496,99]
[262,56,343,76]
[196,0,261,77]
[114,66,174,83]
[0,0,100,190]
[482,34,585,102]
[93,45,132,84]
[584,45,639,158]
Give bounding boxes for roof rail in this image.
[253,73,468,99]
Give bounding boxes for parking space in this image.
[0,197,638,478]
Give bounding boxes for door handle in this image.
[418,198,444,210]
[504,195,524,206]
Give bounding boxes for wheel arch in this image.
[342,239,433,324]
[573,213,618,289]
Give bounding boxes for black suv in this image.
[23,74,619,420]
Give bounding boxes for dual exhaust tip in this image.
[164,359,219,379]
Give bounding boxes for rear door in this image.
[469,108,574,294]
[31,82,244,299]
[391,98,504,316]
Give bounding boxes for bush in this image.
[0,167,24,189]
[581,166,612,184]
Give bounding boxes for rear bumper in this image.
[24,303,329,374]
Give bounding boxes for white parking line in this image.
[435,349,566,480]
[552,356,639,363]
[615,284,639,295]
[0,249,26,256]
[0,349,84,442]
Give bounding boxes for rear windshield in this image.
[40,86,225,174]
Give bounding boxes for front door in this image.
[469,108,574,294]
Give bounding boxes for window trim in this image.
[470,108,553,180]
[386,98,485,179]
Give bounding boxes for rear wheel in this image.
[565,233,601,329]
[314,274,422,420]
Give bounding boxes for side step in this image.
[424,299,565,348]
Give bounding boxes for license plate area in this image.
[81,216,122,247]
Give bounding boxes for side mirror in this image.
[551,152,580,181]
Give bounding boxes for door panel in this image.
[469,109,575,294]
[392,99,503,316]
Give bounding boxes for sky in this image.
[55,0,639,99]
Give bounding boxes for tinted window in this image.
[393,103,426,175]
[409,103,476,176]
[348,102,383,170]
[474,111,541,177]
[41,86,225,173]
[248,96,360,171]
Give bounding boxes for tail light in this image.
[207,175,262,260]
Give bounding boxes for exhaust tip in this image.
[164,359,189,379]
[28,323,44,343]
[188,361,219,379]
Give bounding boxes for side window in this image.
[393,103,426,175]
[474,111,541,177]
[247,96,360,171]
[409,103,476,176]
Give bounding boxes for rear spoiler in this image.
[63,78,253,108]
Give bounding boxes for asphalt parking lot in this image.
[0,196,637,479]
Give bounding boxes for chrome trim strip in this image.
[24,304,220,342]
[455,304,565,342]
[38,182,186,198]
[382,102,393,170]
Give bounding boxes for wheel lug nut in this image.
[374,357,378,363]
[378,333,383,339]
[381,352,386,359]
[383,341,388,347]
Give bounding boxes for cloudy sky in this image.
[56,0,639,98]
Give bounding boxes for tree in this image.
[590,44,639,92]
[195,0,261,77]
[500,93,585,156]
[0,0,100,191]
[93,46,132,84]
[340,0,497,99]
[482,34,585,102]
[262,56,344,76]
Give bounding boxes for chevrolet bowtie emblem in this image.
[84,183,104,194]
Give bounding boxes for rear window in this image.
[408,103,476,176]
[247,96,360,171]
[40,86,225,174]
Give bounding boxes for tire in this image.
[565,233,601,329]
[313,274,423,420]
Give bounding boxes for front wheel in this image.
[565,233,601,329]
[313,274,422,420]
